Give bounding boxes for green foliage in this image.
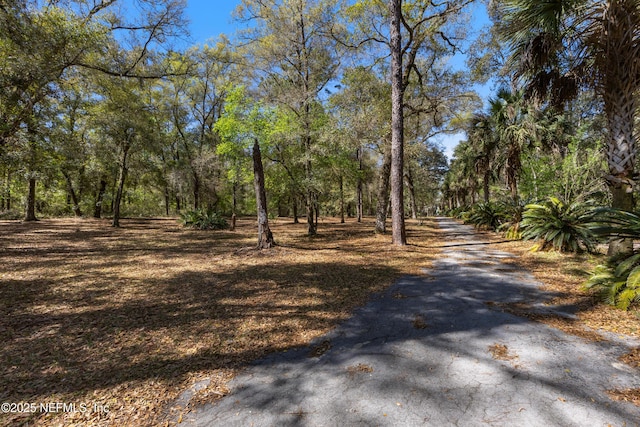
[585,255,640,311]
[447,206,470,220]
[179,209,229,230]
[590,208,640,240]
[520,197,597,253]
[466,202,503,230]
[0,209,22,220]
[584,209,640,310]
[496,198,526,240]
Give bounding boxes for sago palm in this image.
[520,197,597,253]
[499,0,640,256]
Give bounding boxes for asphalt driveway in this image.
[176,218,640,426]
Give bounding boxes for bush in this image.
[496,199,526,240]
[585,255,640,310]
[179,209,229,230]
[0,209,23,220]
[520,197,597,253]
[466,202,503,231]
[585,209,640,310]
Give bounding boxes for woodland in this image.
[2,0,640,424]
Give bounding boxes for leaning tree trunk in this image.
[62,171,82,217]
[24,176,37,221]
[375,142,392,234]
[389,0,406,245]
[253,139,275,249]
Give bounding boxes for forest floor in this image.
[1,216,639,426]
[0,216,441,426]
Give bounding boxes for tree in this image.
[235,0,341,235]
[252,139,275,248]
[0,0,187,221]
[92,77,154,227]
[328,67,391,225]
[0,0,187,147]
[487,88,540,201]
[163,42,232,210]
[215,86,279,248]
[466,113,496,203]
[499,0,640,256]
[389,0,406,244]
[346,0,473,244]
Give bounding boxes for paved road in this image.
[177,218,640,426]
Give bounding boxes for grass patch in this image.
[0,216,440,426]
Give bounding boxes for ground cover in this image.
[0,216,440,426]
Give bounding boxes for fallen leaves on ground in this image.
[620,348,640,369]
[346,363,373,377]
[488,343,518,361]
[606,388,640,406]
[477,230,640,341]
[0,216,440,426]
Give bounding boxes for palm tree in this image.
[466,112,497,203]
[500,0,640,255]
[487,88,537,201]
[448,140,479,206]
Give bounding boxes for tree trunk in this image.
[356,147,363,223]
[389,0,406,245]
[193,173,200,210]
[112,147,130,228]
[230,180,238,231]
[339,175,345,223]
[604,89,637,256]
[94,179,107,219]
[375,142,392,234]
[405,167,418,220]
[253,139,275,249]
[24,176,37,221]
[483,171,490,203]
[62,171,82,217]
[305,151,316,235]
[292,187,299,223]
[3,169,10,210]
[164,186,170,216]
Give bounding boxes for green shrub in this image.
[0,209,23,220]
[447,206,469,219]
[179,209,229,230]
[585,255,640,310]
[590,208,640,240]
[584,208,640,310]
[520,197,597,253]
[496,199,526,240]
[466,202,503,231]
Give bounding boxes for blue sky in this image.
[182,1,492,159]
[184,1,239,44]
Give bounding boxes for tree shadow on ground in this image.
[1,217,440,425]
[176,248,640,426]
